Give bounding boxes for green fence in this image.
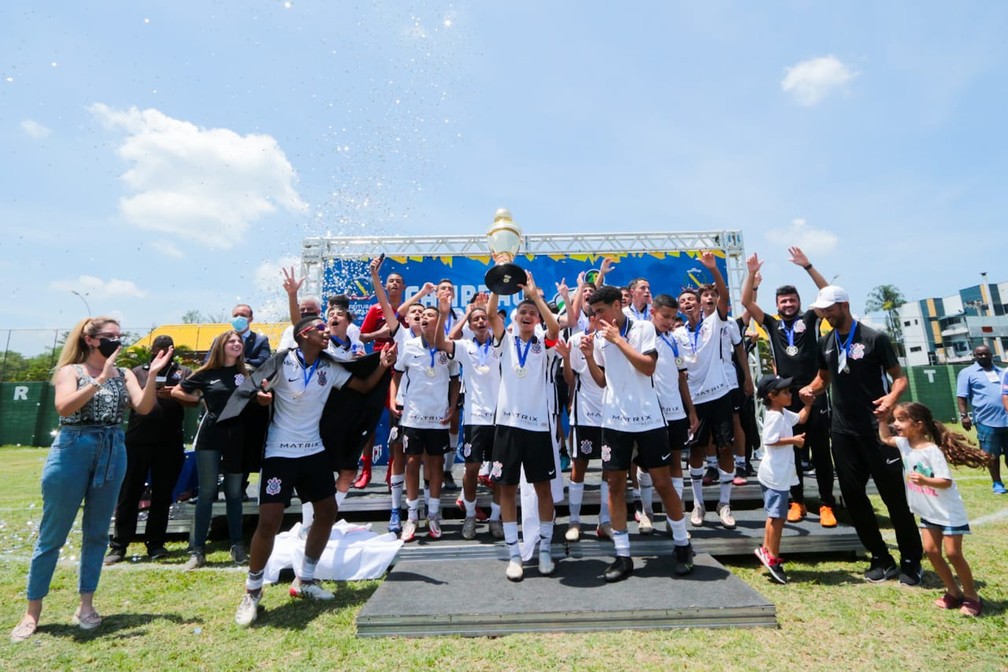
[0,382,201,447]
[903,364,971,424]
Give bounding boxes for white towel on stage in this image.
[518,431,565,561]
[264,520,403,583]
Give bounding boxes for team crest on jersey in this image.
[463,442,473,458]
[580,439,593,456]
[850,343,866,360]
[437,352,449,366]
[317,369,327,386]
[601,444,611,462]
[234,373,245,387]
[265,477,282,496]
[531,342,543,354]
[793,320,807,334]
[490,461,503,480]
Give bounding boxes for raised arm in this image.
[283,266,304,326]
[521,271,559,341]
[699,251,729,319]
[595,257,615,289]
[396,281,435,319]
[487,292,505,342]
[789,246,829,290]
[741,253,766,325]
[369,255,400,339]
[435,295,455,356]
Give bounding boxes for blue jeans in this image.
[26,425,126,600]
[188,449,244,553]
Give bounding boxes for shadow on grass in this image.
[248,581,378,631]
[35,612,195,642]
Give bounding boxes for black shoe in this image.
[103,548,125,566]
[604,556,634,583]
[899,560,923,586]
[864,556,899,583]
[442,471,459,492]
[673,543,694,576]
[147,546,169,561]
[767,560,788,585]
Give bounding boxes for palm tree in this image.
[865,284,906,353]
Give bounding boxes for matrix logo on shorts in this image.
[601,444,611,462]
[265,477,282,496]
[580,439,593,456]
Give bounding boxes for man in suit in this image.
[231,303,271,369]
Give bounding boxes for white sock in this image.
[637,467,654,515]
[335,490,347,507]
[390,473,404,510]
[464,498,476,517]
[246,569,264,592]
[672,477,684,501]
[428,499,441,519]
[490,502,501,521]
[668,517,689,546]
[503,522,520,559]
[539,519,553,555]
[301,555,319,582]
[613,529,631,557]
[706,455,717,470]
[690,467,705,505]
[719,468,734,504]
[407,498,419,522]
[568,481,584,523]
[301,501,314,529]
[734,455,746,469]
[599,480,611,523]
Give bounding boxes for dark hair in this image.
[628,277,649,291]
[652,294,677,311]
[587,285,622,306]
[896,402,991,469]
[699,283,717,297]
[294,316,324,343]
[546,301,560,314]
[776,285,799,298]
[678,287,700,299]
[328,294,350,310]
[151,335,174,354]
[438,278,453,286]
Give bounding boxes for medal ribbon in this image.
[834,321,858,374]
[781,320,796,349]
[296,349,320,389]
[422,337,438,369]
[686,315,704,354]
[658,332,680,358]
[474,336,491,367]
[514,335,532,369]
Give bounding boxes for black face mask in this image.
[97,338,121,358]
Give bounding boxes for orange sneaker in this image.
[819,505,837,528]
[786,502,807,523]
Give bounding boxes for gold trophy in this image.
[484,208,526,295]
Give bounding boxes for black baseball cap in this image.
[756,374,794,400]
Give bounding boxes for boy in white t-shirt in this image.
[755,373,812,584]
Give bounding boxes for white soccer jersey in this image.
[264,350,353,459]
[325,334,365,362]
[392,324,420,406]
[395,334,460,429]
[567,330,605,427]
[673,310,731,404]
[450,336,501,427]
[654,329,688,421]
[592,318,665,432]
[720,318,742,392]
[494,330,557,432]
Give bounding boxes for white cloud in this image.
[766,218,838,256]
[781,55,857,106]
[88,104,308,248]
[20,119,52,139]
[150,240,184,258]
[50,275,147,299]
[249,255,300,321]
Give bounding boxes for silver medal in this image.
[785,345,798,357]
[475,364,490,374]
[514,366,528,378]
[674,356,684,368]
[425,367,437,378]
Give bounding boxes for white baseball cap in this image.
[809,285,850,309]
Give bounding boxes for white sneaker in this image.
[690,503,706,527]
[400,519,418,542]
[506,558,524,582]
[565,522,581,543]
[427,516,442,540]
[461,516,477,540]
[638,511,653,535]
[539,551,555,576]
[289,578,334,600]
[717,502,736,529]
[596,521,613,540]
[235,590,261,626]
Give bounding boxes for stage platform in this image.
[356,551,776,637]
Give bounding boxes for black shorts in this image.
[491,425,555,486]
[665,417,690,454]
[729,386,744,413]
[402,427,449,457]
[690,394,734,450]
[462,424,494,464]
[602,427,671,472]
[571,425,603,460]
[259,452,335,507]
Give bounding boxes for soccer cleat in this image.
[596,521,613,540]
[732,466,747,486]
[461,516,477,540]
[352,469,371,490]
[818,505,837,528]
[427,516,442,540]
[183,552,206,571]
[604,556,634,583]
[638,511,654,535]
[235,590,261,626]
[565,522,581,542]
[864,556,899,583]
[673,543,694,576]
[488,520,504,539]
[388,508,402,535]
[506,558,524,582]
[289,578,334,600]
[538,551,556,576]
[786,502,807,523]
[690,503,706,527]
[717,503,736,529]
[400,519,418,542]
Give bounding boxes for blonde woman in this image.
[11,317,172,643]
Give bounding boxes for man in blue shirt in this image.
[957,345,1008,494]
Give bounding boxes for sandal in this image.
[72,609,103,630]
[10,617,37,643]
[959,597,983,617]
[934,592,964,609]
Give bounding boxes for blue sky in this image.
[2,2,1006,340]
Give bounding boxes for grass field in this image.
[1,445,1005,671]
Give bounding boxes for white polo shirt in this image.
[673,310,731,404]
[450,336,501,427]
[494,331,556,432]
[567,330,605,428]
[395,334,460,429]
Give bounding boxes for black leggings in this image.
[831,432,922,564]
[790,398,836,507]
